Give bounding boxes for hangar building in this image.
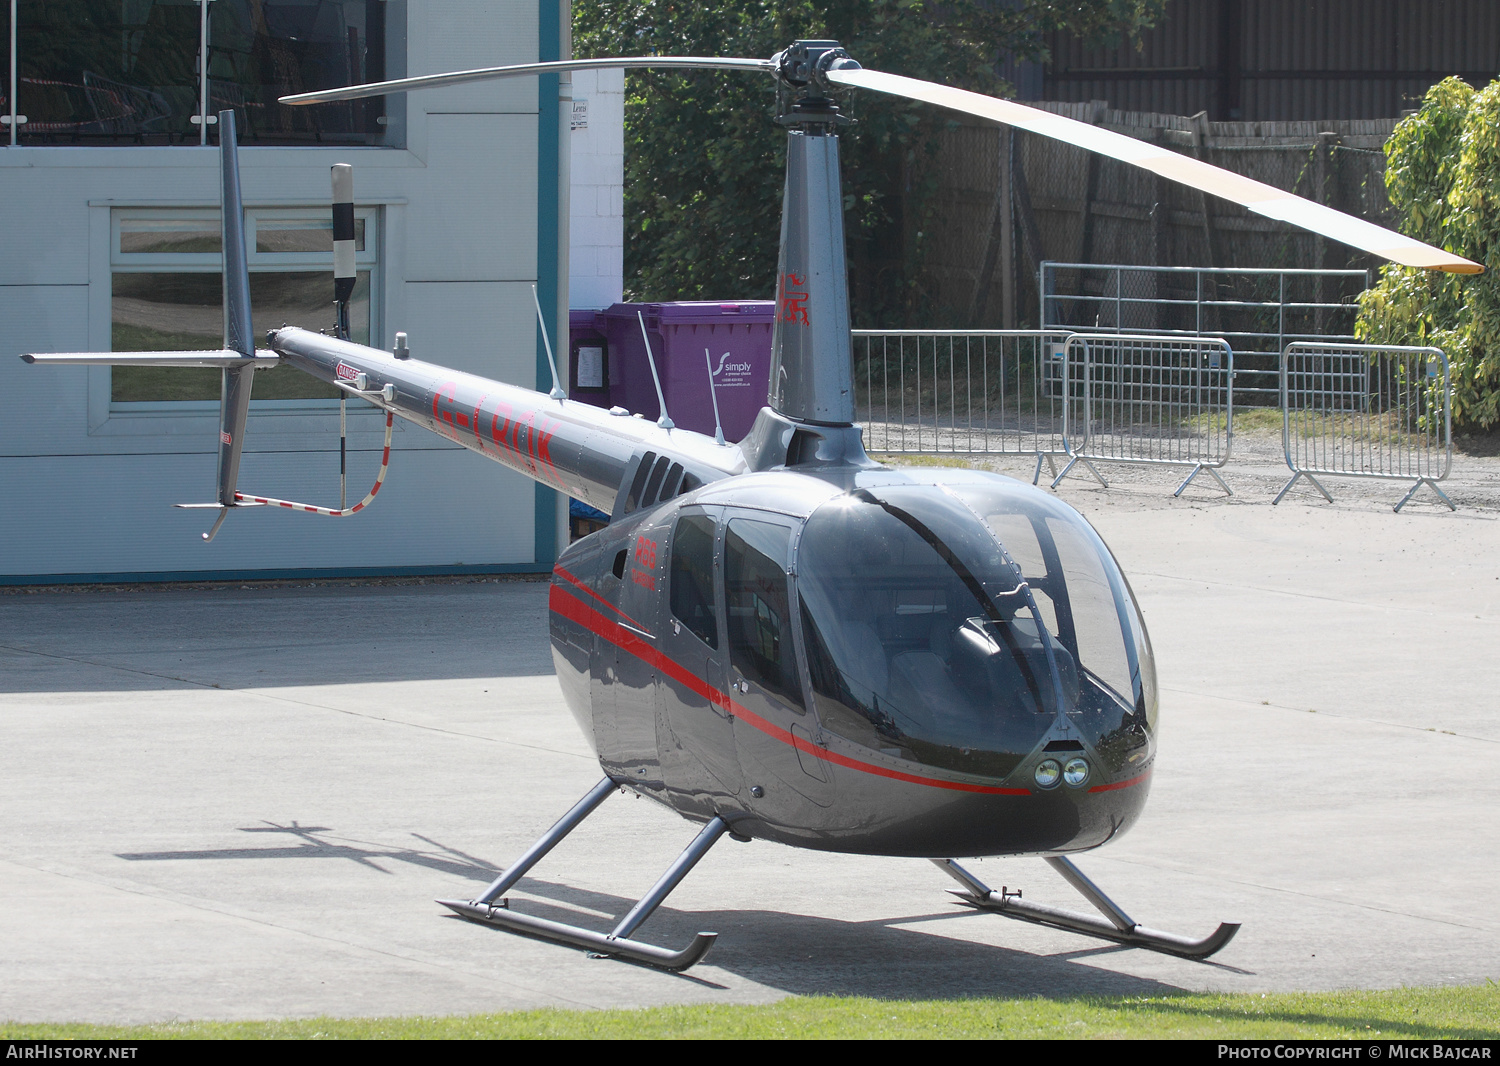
[1,1,623,583]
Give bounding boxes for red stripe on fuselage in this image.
[548,584,1035,797]
[552,565,648,631]
[1088,770,1151,793]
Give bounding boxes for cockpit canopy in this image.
[666,473,1156,782]
[793,481,1155,780]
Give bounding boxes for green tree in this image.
[573,1,1163,327]
[1357,76,1500,428]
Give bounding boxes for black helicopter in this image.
[24,41,1476,972]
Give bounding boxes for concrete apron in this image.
[0,487,1496,1023]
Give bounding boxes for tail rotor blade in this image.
[216,109,257,511]
[827,67,1480,275]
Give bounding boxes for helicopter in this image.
[22,41,1477,973]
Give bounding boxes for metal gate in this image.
[1041,262,1368,402]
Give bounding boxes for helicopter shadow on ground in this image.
[117,822,1223,1000]
[117,822,508,881]
[493,876,1247,1000]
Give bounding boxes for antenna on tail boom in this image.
[704,348,726,446]
[533,284,567,400]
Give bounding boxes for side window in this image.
[669,513,718,648]
[724,518,804,709]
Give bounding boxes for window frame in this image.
[669,510,721,651]
[108,203,381,413]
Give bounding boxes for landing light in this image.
[1063,757,1090,788]
[1034,759,1061,789]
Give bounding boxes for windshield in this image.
[797,481,1155,779]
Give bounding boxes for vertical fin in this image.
[214,109,256,512]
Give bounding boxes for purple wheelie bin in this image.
[568,301,774,442]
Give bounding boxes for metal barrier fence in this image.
[1277,342,1453,512]
[1041,262,1368,401]
[852,331,1456,512]
[851,330,1075,483]
[1053,334,1235,497]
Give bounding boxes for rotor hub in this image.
[773,40,860,127]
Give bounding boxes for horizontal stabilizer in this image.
[20,349,280,368]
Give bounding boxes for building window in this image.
[3,1,399,146]
[110,205,378,404]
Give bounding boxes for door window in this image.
[724,518,803,710]
[669,512,718,649]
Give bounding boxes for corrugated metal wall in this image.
[1040,0,1500,121]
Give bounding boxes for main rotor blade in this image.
[830,67,1481,275]
[281,56,774,106]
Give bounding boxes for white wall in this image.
[567,67,624,310]
[0,0,558,581]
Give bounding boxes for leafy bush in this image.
[1357,77,1500,428]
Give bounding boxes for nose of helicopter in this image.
[778,471,1159,857]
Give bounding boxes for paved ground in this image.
[2,453,1498,1023]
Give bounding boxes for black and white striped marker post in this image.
[332,163,355,507]
[331,163,356,341]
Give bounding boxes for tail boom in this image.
[267,327,744,514]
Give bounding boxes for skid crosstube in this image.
[934,856,1240,961]
[441,776,726,972]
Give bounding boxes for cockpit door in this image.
[722,513,835,810]
[659,508,740,798]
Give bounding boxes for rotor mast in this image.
[768,42,862,428]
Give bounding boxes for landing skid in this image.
[438,776,725,972]
[934,856,1239,960]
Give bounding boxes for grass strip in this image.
[5,986,1498,1040]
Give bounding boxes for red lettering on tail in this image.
[432,381,460,440]
[534,415,565,489]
